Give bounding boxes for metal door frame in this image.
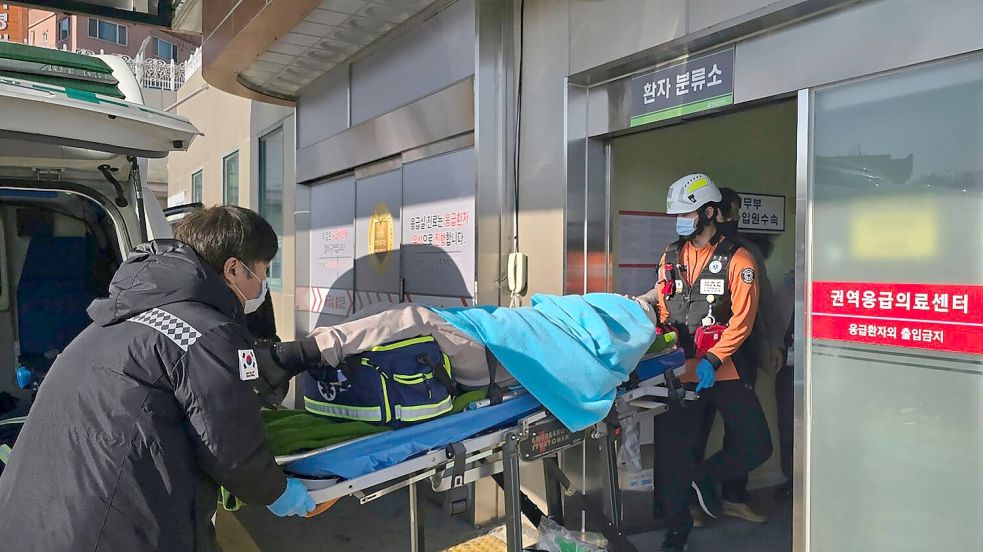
[793,88,813,552]
[565,85,812,551]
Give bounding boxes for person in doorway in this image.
[0,206,315,552]
[774,313,795,499]
[637,174,772,552]
[689,187,786,524]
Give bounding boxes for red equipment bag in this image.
[694,323,727,358]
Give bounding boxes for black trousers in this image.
[654,379,772,534]
[692,347,771,504]
[775,363,794,481]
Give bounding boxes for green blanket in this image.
[220,389,489,510]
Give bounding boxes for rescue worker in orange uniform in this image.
[637,174,772,552]
[688,186,786,525]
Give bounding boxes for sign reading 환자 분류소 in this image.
[630,47,735,127]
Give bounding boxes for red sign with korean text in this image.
[811,281,983,355]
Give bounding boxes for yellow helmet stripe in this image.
[686,177,709,194]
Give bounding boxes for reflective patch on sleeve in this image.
[740,267,756,284]
[128,308,202,351]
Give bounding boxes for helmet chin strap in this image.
[685,204,718,241]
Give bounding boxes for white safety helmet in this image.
[666,173,722,215]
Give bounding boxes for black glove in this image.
[253,337,325,408]
[271,337,324,374]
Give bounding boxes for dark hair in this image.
[174,205,278,275]
[718,187,742,220]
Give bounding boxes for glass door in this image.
[807,53,983,551]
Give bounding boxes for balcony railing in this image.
[67,45,202,92]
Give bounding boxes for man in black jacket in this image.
[0,206,315,551]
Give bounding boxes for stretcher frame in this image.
[288,365,695,552]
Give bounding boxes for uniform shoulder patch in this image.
[128,308,202,351]
[740,267,756,284]
[238,349,259,381]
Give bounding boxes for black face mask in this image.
[718,220,739,237]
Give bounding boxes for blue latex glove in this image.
[694,359,716,393]
[267,477,316,517]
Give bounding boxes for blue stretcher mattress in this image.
[286,394,542,479]
[286,349,686,480]
[635,349,685,382]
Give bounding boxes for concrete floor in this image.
[223,487,792,551]
[229,488,485,552]
[630,489,793,552]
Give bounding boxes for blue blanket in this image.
[431,294,657,431]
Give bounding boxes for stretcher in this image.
[279,350,694,552]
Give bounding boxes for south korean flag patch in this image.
[238,349,259,381]
[740,267,756,284]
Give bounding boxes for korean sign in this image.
[401,148,476,300]
[811,281,983,355]
[630,47,735,127]
[738,193,785,233]
[307,176,356,317]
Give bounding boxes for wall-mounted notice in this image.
[811,281,983,355]
[617,211,677,296]
[355,170,402,295]
[308,176,356,317]
[737,193,785,233]
[402,148,476,300]
[619,266,661,298]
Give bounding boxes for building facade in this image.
[0,3,28,43]
[166,68,296,341]
[25,8,197,62]
[189,1,983,551]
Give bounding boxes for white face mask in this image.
[231,260,267,314]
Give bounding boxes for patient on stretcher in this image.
[261,293,665,433]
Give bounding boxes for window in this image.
[191,170,203,204]
[58,18,70,41]
[259,128,285,291]
[87,18,127,45]
[42,31,48,45]
[223,151,239,206]
[808,54,983,550]
[153,37,178,61]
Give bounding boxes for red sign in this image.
[811,281,983,355]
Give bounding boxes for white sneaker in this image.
[689,504,707,528]
[721,500,767,523]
